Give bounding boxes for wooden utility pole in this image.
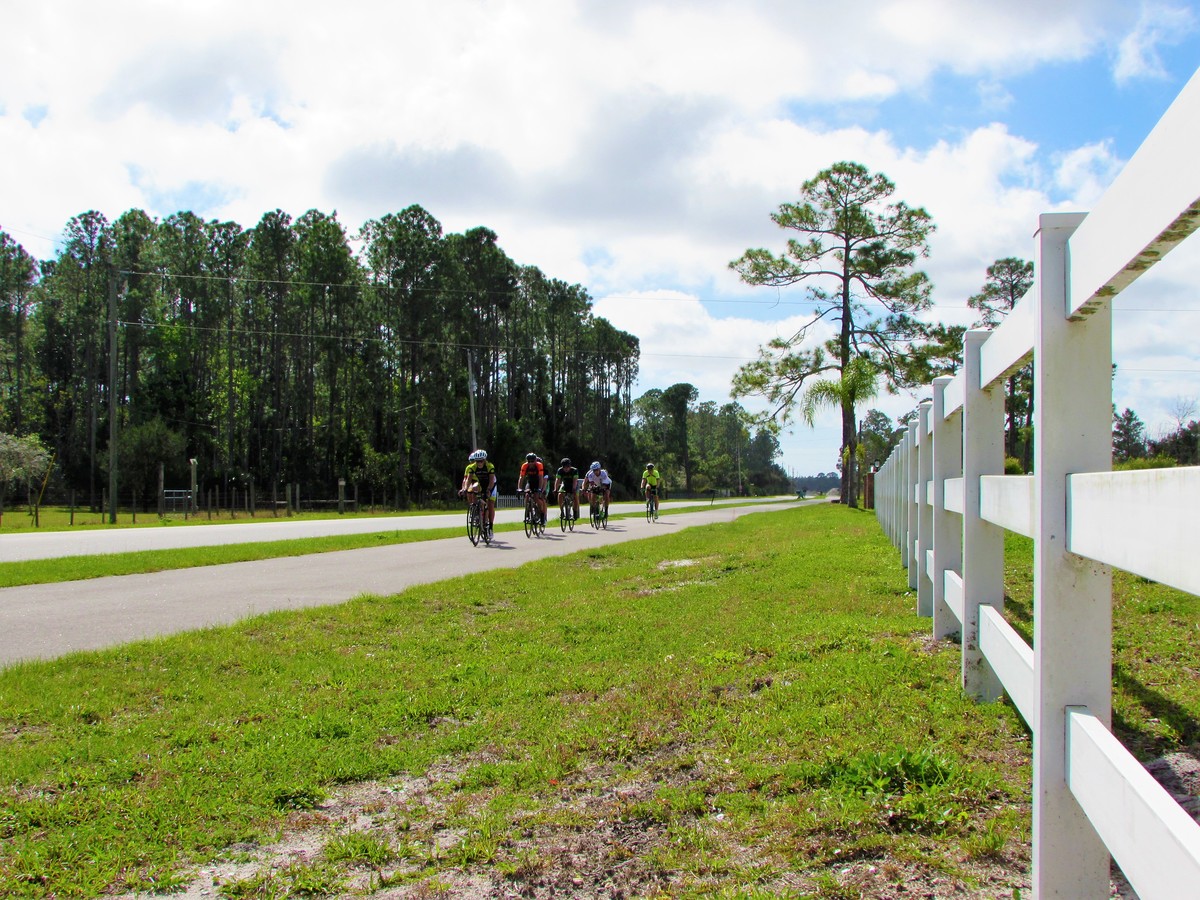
[107,272,119,524]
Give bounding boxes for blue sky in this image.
[2,1,1199,476]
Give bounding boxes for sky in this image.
[3,0,1200,475]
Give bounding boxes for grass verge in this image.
[0,504,1033,898]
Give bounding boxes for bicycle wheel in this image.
[467,505,480,546]
[559,500,568,532]
[646,499,653,522]
[601,506,608,529]
[524,504,534,539]
[591,503,600,529]
[482,516,493,544]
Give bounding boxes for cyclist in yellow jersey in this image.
[640,462,662,516]
[459,450,497,526]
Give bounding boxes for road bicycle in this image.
[466,496,492,546]
[588,490,607,530]
[558,493,576,532]
[523,491,545,538]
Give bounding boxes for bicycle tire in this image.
[646,500,653,523]
[524,504,534,539]
[601,507,608,529]
[559,501,568,532]
[482,509,493,544]
[467,504,480,546]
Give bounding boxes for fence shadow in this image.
[1112,662,1200,761]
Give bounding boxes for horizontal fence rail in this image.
[874,66,1200,898]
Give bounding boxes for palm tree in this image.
[801,356,879,507]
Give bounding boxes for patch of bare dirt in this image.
[113,744,1199,899]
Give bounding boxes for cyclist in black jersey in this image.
[553,458,581,521]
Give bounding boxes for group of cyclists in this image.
[458,450,662,529]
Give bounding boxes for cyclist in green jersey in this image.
[459,450,497,527]
[640,462,662,516]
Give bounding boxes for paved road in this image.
[0,499,812,667]
[0,496,790,562]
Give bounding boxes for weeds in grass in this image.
[323,831,395,867]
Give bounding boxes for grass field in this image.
[0,504,1195,898]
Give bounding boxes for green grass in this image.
[0,505,1035,897]
[0,528,466,587]
[0,504,452,534]
[1000,533,1200,760]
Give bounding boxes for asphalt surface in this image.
[0,496,787,562]
[0,498,811,667]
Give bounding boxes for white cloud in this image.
[1114,2,1197,84]
[1052,141,1125,206]
[2,0,1198,474]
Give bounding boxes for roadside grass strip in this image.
[3,504,1189,897]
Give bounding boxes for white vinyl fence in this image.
[875,67,1200,898]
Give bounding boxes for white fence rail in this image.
[875,66,1200,898]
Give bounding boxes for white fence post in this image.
[894,434,907,559]
[906,420,919,591]
[916,401,933,616]
[931,376,961,639]
[1031,211,1114,898]
[961,330,1005,701]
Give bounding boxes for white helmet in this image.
[590,461,601,471]
[469,449,486,461]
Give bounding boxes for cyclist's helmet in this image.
[646,463,655,469]
[525,452,537,462]
[590,461,601,471]
[561,458,571,466]
[469,449,486,462]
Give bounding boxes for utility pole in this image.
[466,349,478,450]
[107,272,119,524]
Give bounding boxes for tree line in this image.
[0,206,793,516]
[1,206,655,510]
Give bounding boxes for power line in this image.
[117,319,756,362]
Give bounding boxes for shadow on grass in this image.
[1112,662,1200,760]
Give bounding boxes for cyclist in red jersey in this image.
[516,452,548,524]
